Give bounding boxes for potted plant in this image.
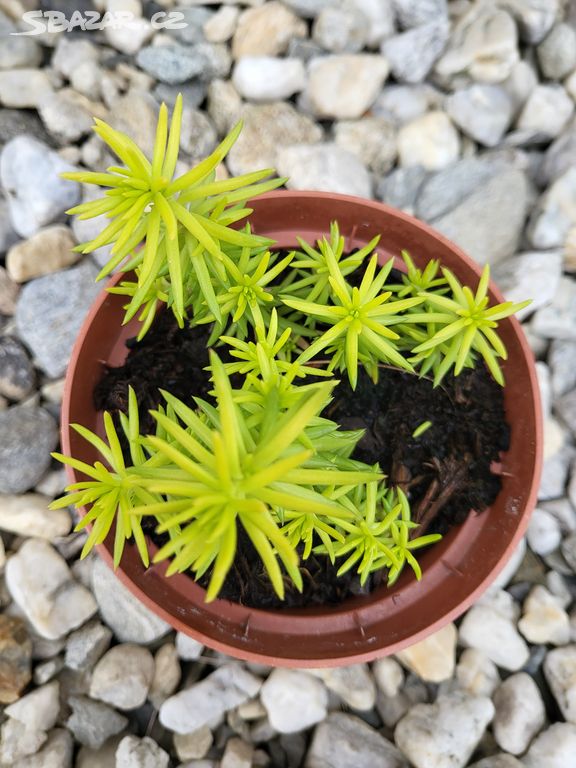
[52,96,542,666]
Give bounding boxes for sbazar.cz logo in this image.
[10,10,187,34]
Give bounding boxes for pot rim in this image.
[61,190,543,666]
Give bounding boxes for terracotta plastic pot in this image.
[62,191,542,667]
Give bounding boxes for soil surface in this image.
[95,311,509,609]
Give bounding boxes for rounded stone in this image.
[0,337,34,401]
[90,645,155,711]
[0,136,81,238]
[0,405,58,493]
[260,669,328,734]
[397,111,460,171]
[492,673,546,754]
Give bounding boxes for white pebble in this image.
[260,669,328,733]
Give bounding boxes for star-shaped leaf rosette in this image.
[62,95,284,338]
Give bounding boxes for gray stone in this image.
[517,85,574,141]
[66,695,128,749]
[544,645,576,723]
[529,167,576,250]
[65,621,113,671]
[261,669,328,733]
[0,136,80,238]
[416,155,511,222]
[397,111,460,171]
[492,673,545,754]
[393,0,447,29]
[382,21,449,84]
[502,60,538,112]
[0,406,57,493]
[175,632,205,660]
[12,728,73,768]
[276,143,372,197]
[37,89,98,145]
[206,79,242,136]
[492,251,562,321]
[15,261,101,378]
[0,70,52,109]
[0,12,41,70]
[160,664,262,734]
[435,5,518,83]
[107,90,159,160]
[5,680,59,732]
[459,603,529,671]
[288,37,325,62]
[561,532,576,572]
[532,278,576,340]
[376,674,429,729]
[192,42,232,81]
[281,0,333,17]
[313,3,369,53]
[395,692,494,768]
[305,711,408,768]
[165,5,213,44]
[33,658,64,686]
[90,644,154,710]
[5,539,97,640]
[373,657,405,697]
[149,642,181,707]
[347,0,395,46]
[232,57,306,101]
[446,85,514,147]
[227,101,322,175]
[0,494,71,540]
[154,82,206,112]
[550,339,576,397]
[500,0,559,44]
[115,735,169,768]
[523,723,576,768]
[539,122,576,188]
[0,201,18,255]
[377,165,428,214]
[0,337,34,400]
[179,108,217,160]
[432,168,528,265]
[0,109,51,149]
[537,23,576,80]
[91,557,171,644]
[136,45,203,84]
[526,507,562,555]
[558,389,576,437]
[373,84,436,126]
[334,117,396,175]
[51,38,99,80]
[306,55,389,119]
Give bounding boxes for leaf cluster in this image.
[53,96,531,602]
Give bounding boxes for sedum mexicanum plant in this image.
[51,96,530,603]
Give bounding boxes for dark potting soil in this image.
[95,311,509,610]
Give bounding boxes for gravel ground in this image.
[1,0,576,766]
